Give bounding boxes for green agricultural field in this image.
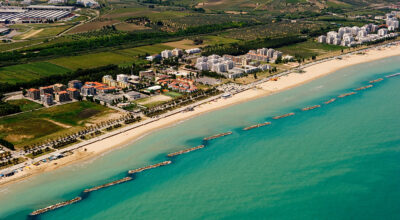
[278,39,345,59]
[48,52,135,70]
[117,44,173,57]
[0,62,71,84]
[0,39,43,52]
[0,101,116,148]
[34,25,73,38]
[204,36,239,45]
[7,99,43,112]
[38,101,114,126]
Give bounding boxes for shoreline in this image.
[1,42,400,187]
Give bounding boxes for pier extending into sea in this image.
[128,161,172,175]
[243,122,271,131]
[168,145,205,157]
[203,132,233,141]
[30,197,82,216]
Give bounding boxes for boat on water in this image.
[30,197,82,216]
[273,113,295,119]
[243,122,271,131]
[369,78,383,83]
[203,132,233,141]
[355,85,373,91]
[385,73,400,78]
[302,105,321,111]
[167,145,205,157]
[338,92,356,98]
[128,161,172,174]
[83,177,132,193]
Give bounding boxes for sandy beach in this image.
[2,42,400,187]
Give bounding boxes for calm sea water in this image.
[1,57,400,220]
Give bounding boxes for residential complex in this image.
[318,16,399,47]
[194,49,279,78]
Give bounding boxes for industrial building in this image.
[0,5,73,23]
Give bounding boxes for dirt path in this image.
[21,29,43,40]
[44,118,72,128]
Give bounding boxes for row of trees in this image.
[143,88,220,117]
[0,97,21,117]
[0,139,15,151]
[0,158,20,168]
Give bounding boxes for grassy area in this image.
[0,62,71,84]
[48,51,134,70]
[0,101,116,148]
[48,44,171,70]
[204,35,239,45]
[164,91,183,98]
[7,99,43,112]
[33,25,73,38]
[117,44,173,56]
[115,23,151,31]
[278,39,345,59]
[37,101,113,126]
[142,100,168,108]
[0,39,44,52]
[67,20,120,34]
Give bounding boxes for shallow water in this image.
[1,56,400,220]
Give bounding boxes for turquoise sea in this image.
[1,56,400,220]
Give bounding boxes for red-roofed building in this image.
[55,91,71,102]
[27,88,40,100]
[41,93,53,106]
[39,86,54,96]
[67,88,80,100]
[158,78,197,93]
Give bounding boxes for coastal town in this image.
[1,0,400,218]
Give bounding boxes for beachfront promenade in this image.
[2,39,399,177]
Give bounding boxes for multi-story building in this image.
[41,93,53,106]
[378,28,388,36]
[358,30,368,38]
[185,48,201,54]
[53,83,66,93]
[327,31,339,39]
[352,26,360,36]
[81,83,97,96]
[55,91,71,102]
[27,88,40,100]
[96,86,116,94]
[267,48,275,58]
[273,51,283,60]
[318,35,326,43]
[68,80,82,89]
[116,74,129,82]
[333,37,341,45]
[39,86,54,96]
[102,75,113,84]
[67,88,80,100]
[195,62,209,71]
[139,70,155,81]
[172,48,183,57]
[161,50,173,59]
